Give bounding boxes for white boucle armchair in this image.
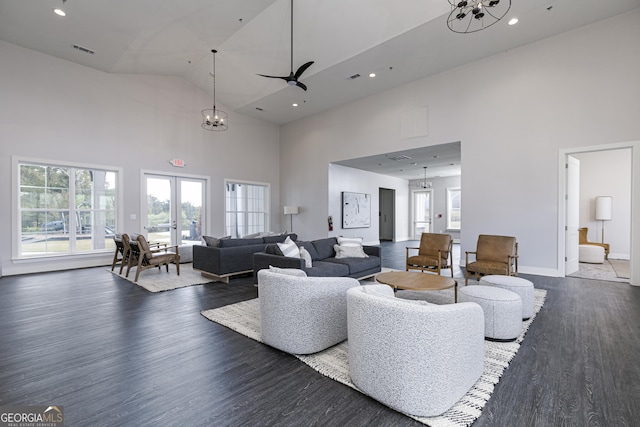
[258,269,360,355]
[347,284,485,417]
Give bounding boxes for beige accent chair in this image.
[129,235,180,282]
[406,233,454,277]
[465,235,518,285]
[578,227,609,259]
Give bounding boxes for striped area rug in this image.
[201,288,546,427]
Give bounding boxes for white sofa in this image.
[346,284,485,417]
[257,269,360,355]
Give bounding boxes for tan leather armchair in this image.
[406,233,454,277]
[578,227,609,259]
[128,235,180,282]
[465,235,518,285]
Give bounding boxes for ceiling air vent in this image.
[389,155,412,161]
[72,44,95,55]
[347,73,361,80]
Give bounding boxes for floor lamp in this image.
[284,206,298,233]
[595,196,612,244]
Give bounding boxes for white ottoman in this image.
[579,245,605,264]
[172,244,195,263]
[480,275,534,320]
[458,285,522,341]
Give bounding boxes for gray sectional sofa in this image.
[253,237,382,280]
[193,233,297,283]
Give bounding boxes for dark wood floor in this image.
[1,241,639,426]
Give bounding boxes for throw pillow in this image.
[268,265,307,277]
[202,235,231,247]
[337,236,364,247]
[299,247,313,268]
[277,236,301,258]
[334,244,369,259]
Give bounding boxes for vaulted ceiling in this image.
[2,0,638,127]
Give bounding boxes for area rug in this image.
[568,260,629,283]
[608,259,630,279]
[110,264,214,292]
[201,288,547,427]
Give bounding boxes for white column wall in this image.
[279,11,640,281]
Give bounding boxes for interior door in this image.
[413,190,433,239]
[565,155,580,275]
[378,188,395,241]
[143,174,205,246]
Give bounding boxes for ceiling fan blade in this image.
[257,73,290,81]
[294,61,314,79]
[295,81,308,91]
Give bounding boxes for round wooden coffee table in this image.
[375,271,457,302]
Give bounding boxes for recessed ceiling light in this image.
[508,18,519,26]
[292,103,298,107]
[369,73,376,78]
[53,8,66,17]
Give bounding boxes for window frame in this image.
[446,187,461,231]
[13,156,123,261]
[224,179,270,238]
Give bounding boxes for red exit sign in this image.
[170,159,185,167]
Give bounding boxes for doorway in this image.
[559,142,637,285]
[142,172,207,246]
[379,188,395,241]
[412,189,433,239]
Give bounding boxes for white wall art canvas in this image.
[342,192,371,229]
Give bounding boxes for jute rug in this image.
[201,287,547,427]
[110,264,214,292]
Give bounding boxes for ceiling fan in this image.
[258,0,314,91]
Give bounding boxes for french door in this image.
[142,173,207,246]
[412,190,433,239]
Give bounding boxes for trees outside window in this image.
[18,161,118,257]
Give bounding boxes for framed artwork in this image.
[342,191,371,229]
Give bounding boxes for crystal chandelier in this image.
[201,49,228,131]
[447,0,511,34]
[417,167,432,189]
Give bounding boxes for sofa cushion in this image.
[299,247,313,267]
[325,255,380,275]
[296,241,321,260]
[334,244,369,259]
[337,236,364,247]
[277,237,301,258]
[219,238,264,247]
[303,261,349,277]
[312,237,338,260]
[202,235,231,247]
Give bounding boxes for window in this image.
[225,181,269,238]
[17,160,118,258]
[446,187,461,230]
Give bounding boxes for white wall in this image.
[326,164,410,244]
[574,149,631,259]
[279,11,640,282]
[0,41,281,276]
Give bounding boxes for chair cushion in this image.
[407,254,448,267]
[418,233,451,257]
[476,235,516,263]
[466,260,510,275]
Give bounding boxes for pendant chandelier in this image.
[447,0,511,34]
[201,49,228,131]
[417,166,432,189]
